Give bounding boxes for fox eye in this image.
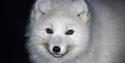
[65,29,74,35]
[46,28,53,34]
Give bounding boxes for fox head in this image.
[27,0,91,61]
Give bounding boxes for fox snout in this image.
[47,43,68,58]
[45,37,69,58]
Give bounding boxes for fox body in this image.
[26,0,125,63]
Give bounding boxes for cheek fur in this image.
[62,44,83,60]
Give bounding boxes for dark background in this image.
[4,0,35,63]
[3,0,125,63]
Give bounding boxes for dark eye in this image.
[46,28,53,34]
[65,29,74,35]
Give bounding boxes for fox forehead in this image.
[44,16,83,30]
[43,14,83,25]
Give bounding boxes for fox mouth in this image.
[52,53,66,58]
[47,48,69,58]
[48,50,69,58]
[45,44,69,58]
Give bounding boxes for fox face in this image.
[27,0,91,62]
[29,13,90,58]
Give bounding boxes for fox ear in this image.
[31,0,51,21]
[38,0,52,14]
[71,0,90,22]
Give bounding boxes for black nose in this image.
[53,46,61,53]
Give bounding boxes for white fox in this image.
[26,0,125,63]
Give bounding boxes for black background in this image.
[4,0,35,63]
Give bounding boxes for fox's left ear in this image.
[71,0,90,22]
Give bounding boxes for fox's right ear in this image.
[30,0,51,21]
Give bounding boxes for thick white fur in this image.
[26,0,125,63]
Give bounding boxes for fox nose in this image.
[53,46,61,53]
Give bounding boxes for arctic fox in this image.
[26,0,125,63]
